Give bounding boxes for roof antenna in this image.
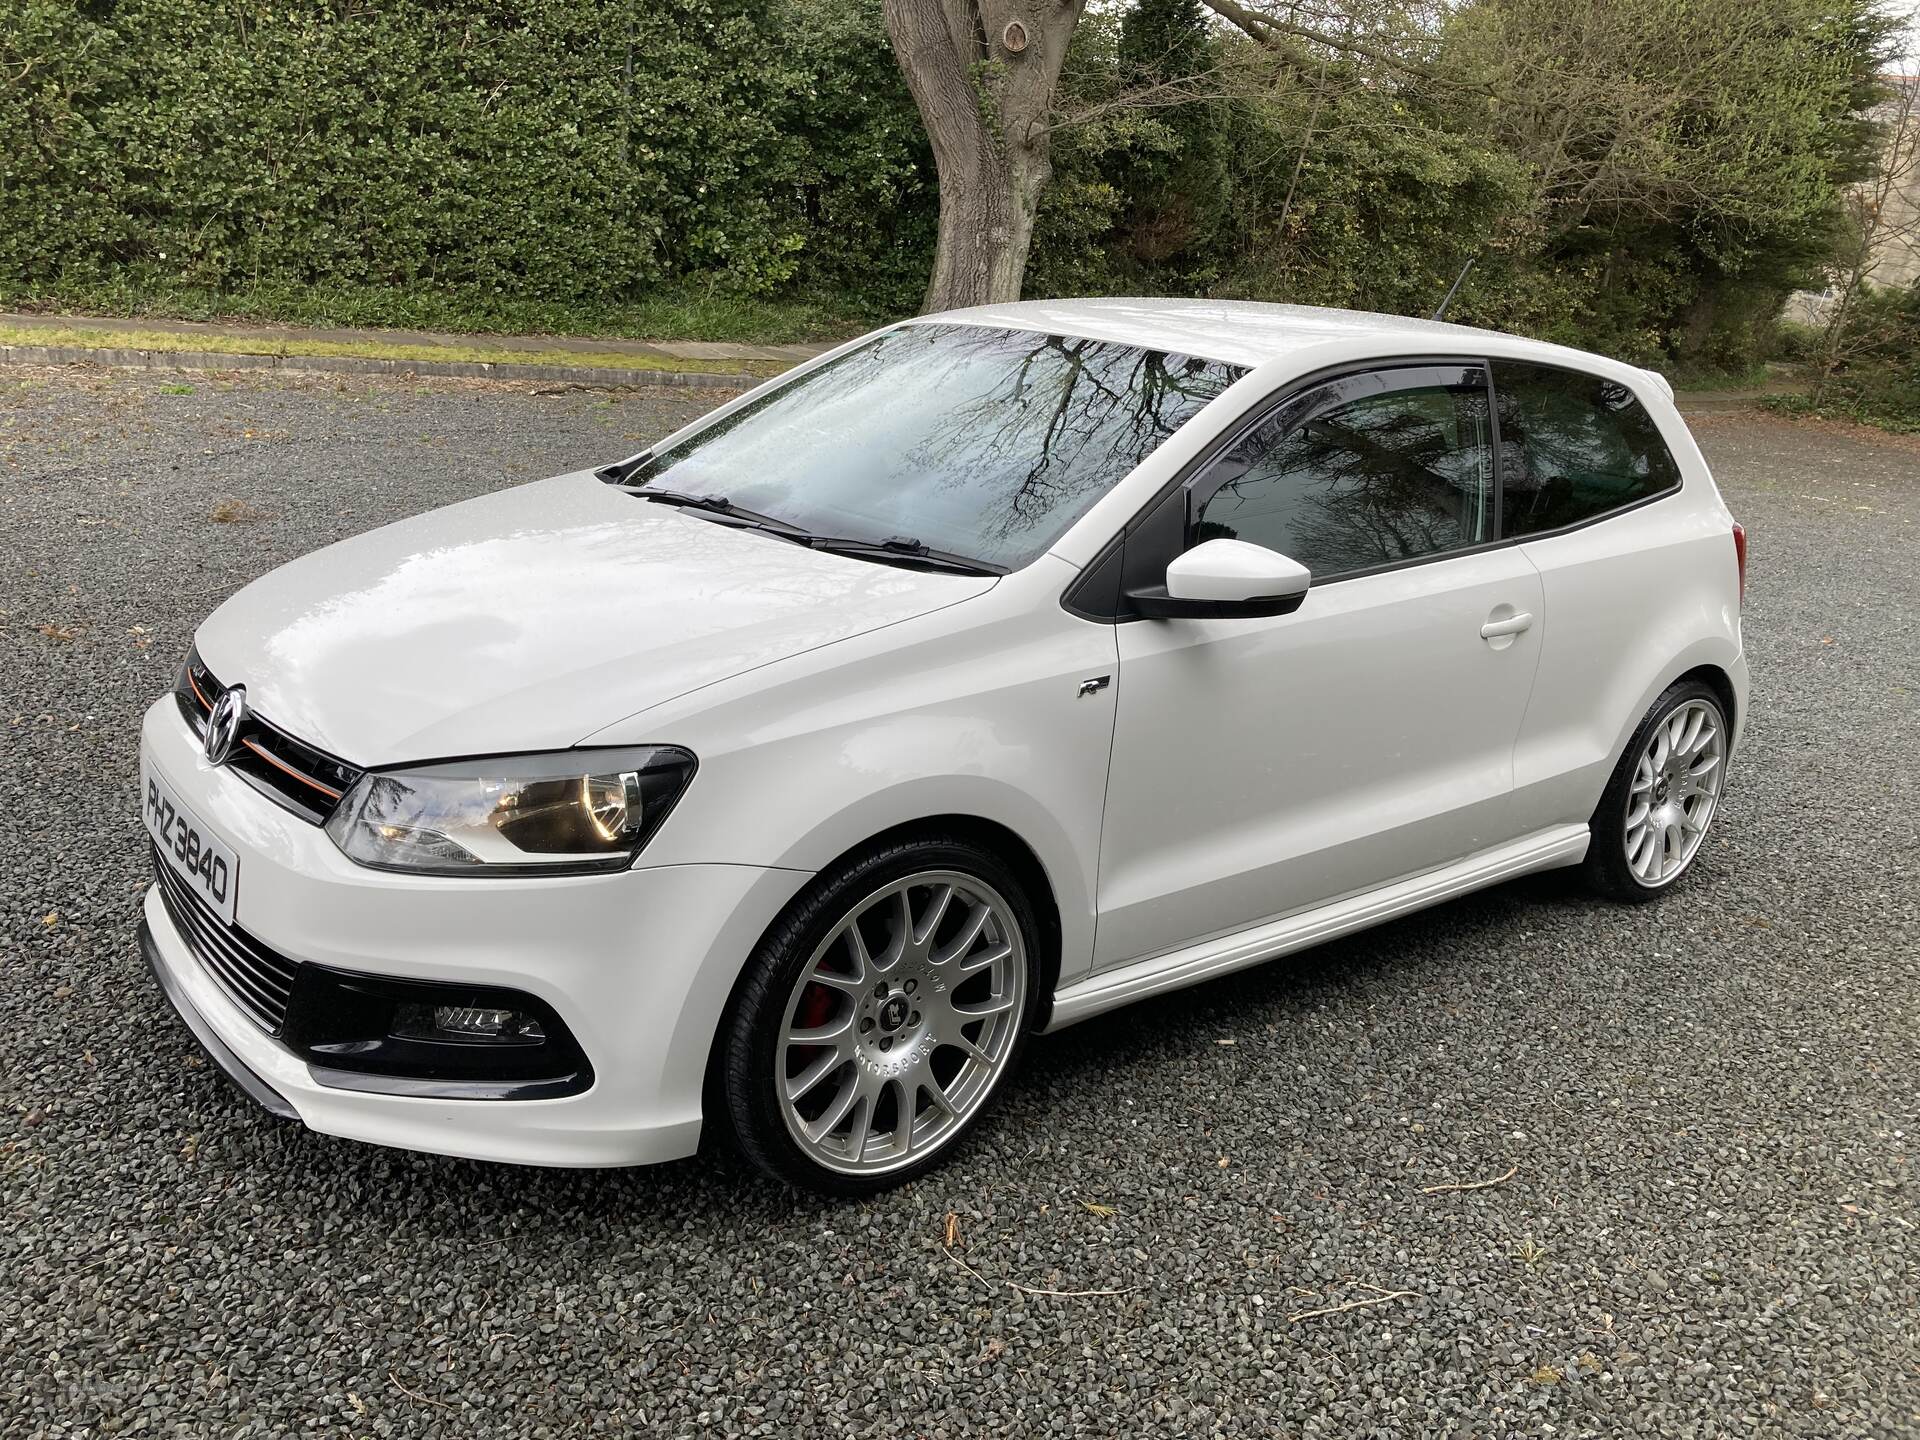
[1432,253,1478,322]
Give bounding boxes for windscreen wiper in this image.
[630,488,1000,576]
[796,533,1004,576]
[627,488,807,536]
[630,487,737,516]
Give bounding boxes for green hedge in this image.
[0,0,1888,377]
[0,0,931,307]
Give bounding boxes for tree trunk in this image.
[884,0,1085,312]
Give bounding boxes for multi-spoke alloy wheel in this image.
[1623,698,1725,886]
[775,871,1026,1176]
[1583,680,1731,902]
[720,837,1039,1193]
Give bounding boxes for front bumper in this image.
[141,915,297,1120]
[138,698,811,1167]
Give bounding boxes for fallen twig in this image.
[388,1371,452,1409]
[946,1245,996,1292]
[943,1245,1132,1299]
[1288,1282,1416,1324]
[1420,1164,1519,1196]
[1006,1278,1132,1298]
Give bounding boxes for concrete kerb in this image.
[0,343,763,391]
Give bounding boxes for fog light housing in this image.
[391,1002,547,1045]
[281,966,591,1100]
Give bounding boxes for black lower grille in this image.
[152,846,301,1034]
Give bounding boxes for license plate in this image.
[142,748,239,926]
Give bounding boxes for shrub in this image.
[1813,283,1920,429]
[0,0,926,307]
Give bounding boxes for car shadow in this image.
[203,866,1609,1236]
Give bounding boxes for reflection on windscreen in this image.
[629,324,1245,569]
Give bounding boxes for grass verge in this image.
[1,278,878,347]
[1756,391,1920,435]
[0,323,783,378]
[1665,363,1772,392]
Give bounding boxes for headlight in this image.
[325,747,697,876]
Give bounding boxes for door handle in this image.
[1480,611,1534,639]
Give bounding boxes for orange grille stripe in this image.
[240,737,344,800]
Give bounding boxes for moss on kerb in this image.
[0,324,774,378]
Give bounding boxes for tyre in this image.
[718,833,1041,1195]
[1581,679,1729,903]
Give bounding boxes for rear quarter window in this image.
[1494,363,1681,536]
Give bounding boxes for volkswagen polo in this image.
[139,299,1747,1193]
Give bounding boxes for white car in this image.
[140,299,1748,1193]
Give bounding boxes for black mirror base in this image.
[1124,585,1308,619]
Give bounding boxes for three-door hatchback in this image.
[140,299,1746,1192]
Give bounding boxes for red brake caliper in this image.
[796,982,836,1033]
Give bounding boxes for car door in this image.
[1092,363,1546,969]
[1485,361,1705,836]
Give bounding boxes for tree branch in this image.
[1042,57,1256,135]
[1193,0,1477,93]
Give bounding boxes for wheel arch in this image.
[849,814,1064,1030]
[1674,661,1739,736]
[1595,641,1747,787]
[1580,660,1738,901]
[698,810,1070,1147]
[754,811,1065,1031]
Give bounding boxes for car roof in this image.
[909,297,1670,398]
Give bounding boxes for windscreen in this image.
[627,323,1245,569]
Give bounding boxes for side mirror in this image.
[1127,538,1311,619]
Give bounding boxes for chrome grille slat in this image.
[153,866,289,1011]
[160,892,286,1026]
[152,864,286,997]
[152,846,301,1034]
[155,875,292,1027]
[185,931,285,1018]
[167,900,294,1007]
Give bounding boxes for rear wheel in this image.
[718,835,1039,1194]
[1582,679,1728,902]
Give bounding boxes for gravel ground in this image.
[1,366,1916,1438]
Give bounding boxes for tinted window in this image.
[628,324,1243,569]
[1193,373,1494,578]
[1494,363,1681,535]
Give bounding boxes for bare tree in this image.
[1812,65,1920,402]
[883,0,1089,314]
[885,0,1447,313]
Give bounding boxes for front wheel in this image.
[1582,679,1729,902]
[718,835,1040,1194]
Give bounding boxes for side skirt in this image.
[1045,823,1590,1031]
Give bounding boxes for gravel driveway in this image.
[2,367,1915,1438]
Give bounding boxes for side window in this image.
[1193,372,1494,578]
[1494,363,1681,536]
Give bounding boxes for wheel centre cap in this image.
[878,996,910,1032]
